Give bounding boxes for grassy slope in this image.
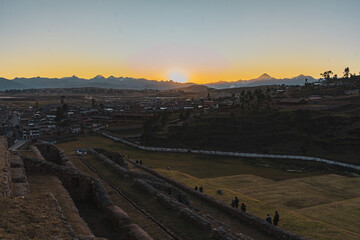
[157,169,360,240]
[27,173,93,236]
[295,197,360,235]
[0,194,72,239]
[57,135,323,180]
[203,174,360,210]
[57,136,360,240]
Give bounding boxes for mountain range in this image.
[204,73,317,89]
[0,74,316,91]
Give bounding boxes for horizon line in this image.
[1,73,318,84]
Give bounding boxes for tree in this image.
[55,107,64,123]
[34,101,39,111]
[179,112,185,122]
[60,95,65,104]
[344,67,350,78]
[255,89,265,110]
[320,70,333,80]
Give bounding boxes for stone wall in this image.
[34,143,75,168]
[134,176,246,240]
[23,151,152,240]
[93,148,128,169]
[89,148,189,205]
[101,131,360,171]
[30,145,46,161]
[0,136,11,197]
[123,224,153,240]
[23,156,96,202]
[131,160,308,240]
[10,155,30,196]
[90,148,253,239]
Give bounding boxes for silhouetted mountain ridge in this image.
[205,74,317,89]
[0,76,195,90]
[0,74,317,90]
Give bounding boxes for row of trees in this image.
[237,89,271,112]
[320,67,359,80]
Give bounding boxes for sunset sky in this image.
[1,0,360,83]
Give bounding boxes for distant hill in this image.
[0,76,195,91]
[205,74,317,89]
[0,78,27,90]
[0,74,317,91]
[176,85,210,92]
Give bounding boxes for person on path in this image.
[241,202,246,212]
[234,196,239,208]
[231,199,235,207]
[199,186,203,192]
[266,214,272,224]
[194,186,198,191]
[273,211,280,226]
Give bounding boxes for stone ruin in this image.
[89,148,261,240]
[89,148,190,205]
[1,137,309,240]
[130,159,309,240]
[93,148,128,169]
[24,144,153,240]
[0,136,30,197]
[34,143,75,168]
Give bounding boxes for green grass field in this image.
[56,135,360,240]
[57,135,324,180]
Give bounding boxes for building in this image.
[70,125,81,134]
[112,113,154,123]
[22,124,40,139]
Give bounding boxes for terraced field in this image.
[157,169,360,239]
[57,135,360,240]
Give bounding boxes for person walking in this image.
[273,211,280,226]
[199,186,203,192]
[234,196,239,208]
[241,202,246,212]
[266,214,272,224]
[194,186,198,191]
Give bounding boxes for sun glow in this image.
[168,71,189,83]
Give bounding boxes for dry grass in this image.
[157,169,360,240]
[203,174,360,210]
[0,194,73,240]
[57,135,323,180]
[27,173,93,236]
[295,197,360,234]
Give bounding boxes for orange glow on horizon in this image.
[1,54,358,84]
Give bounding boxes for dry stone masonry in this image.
[90,148,261,240]
[25,145,153,240]
[131,159,309,240]
[0,137,30,197]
